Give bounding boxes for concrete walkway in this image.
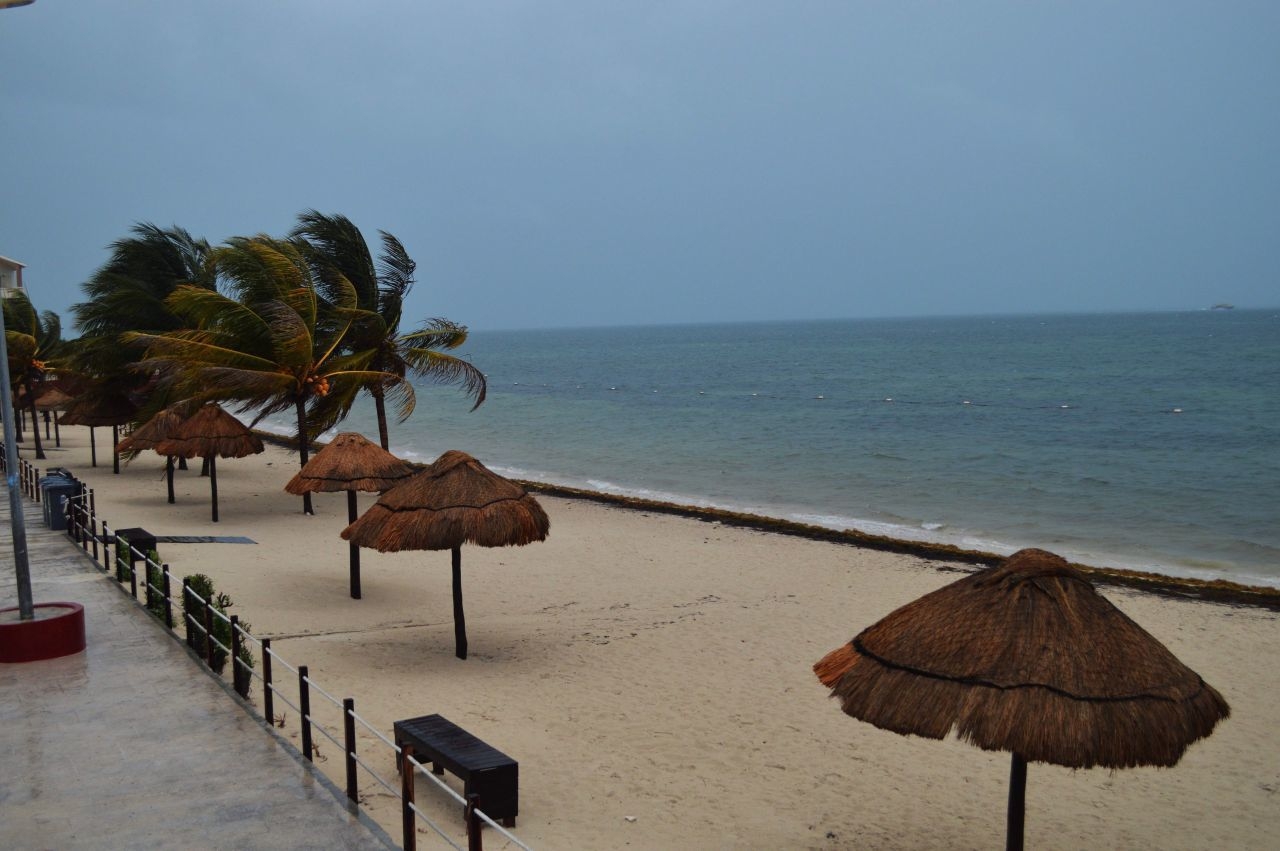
[0,492,398,850]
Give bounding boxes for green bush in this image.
[145,550,166,619]
[182,573,255,694]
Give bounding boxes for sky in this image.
[2,1,1277,332]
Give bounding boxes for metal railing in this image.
[48,476,532,851]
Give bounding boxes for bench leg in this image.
[503,817,515,828]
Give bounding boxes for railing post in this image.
[90,509,99,562]
[101,522,111,571]
[182,578,193,648]
[203,600,216,668]
[262,638,274,723]
[230,615,242,684]
[401,744,417,851]
[299,665,313,761]
[128,545,138,598]
[34,466,40,503]
[162,565,173,629]
[343,697,358,804]
[466,793,483,851]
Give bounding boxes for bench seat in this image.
[394,713,518,827]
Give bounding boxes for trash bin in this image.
[40,475,78,531]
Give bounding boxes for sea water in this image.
[276,310,1280,588]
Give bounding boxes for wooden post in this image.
[90,426,96,467]
[112,424,120,474]
[162,565,173,629]
[452,546,467,660]
[100,522,111,571]
[203,600,216,668]
[401,744,417,851]
[343,697,358,804]
[182,577,193,648]
[209,455,219,523]
[466,793,483,851]
[299,665,313,760]
[230,615,242,685]
[1007,753,1027,851]
[33,466,40,503]
[128,543,138,598]
[262,638,274,723]
[166,456,175,504]
[347,490,361,599]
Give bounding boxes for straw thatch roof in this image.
[33,387,74,412]
[58,393,137,427]
[284,432,416,494]
[342,449,549,552]
[814,548,1229,770]
[116,406,188,454]
[154,403,264,459]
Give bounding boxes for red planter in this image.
[0,602,86,662]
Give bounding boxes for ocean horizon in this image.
[263,308,1280,589]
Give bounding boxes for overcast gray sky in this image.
[2,1,1276,332]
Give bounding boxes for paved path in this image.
[0,490,398,850]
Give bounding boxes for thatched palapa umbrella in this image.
[285,432,416,599]
[58,392,138,473]
[117,406,190,504]
[342,450,550,659]
[155,403,264,522]
[814,548,1229,851]
[34,386,73,447]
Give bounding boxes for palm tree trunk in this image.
[22,379,44,460]
[371,384,391,451]
[296,398,313,515]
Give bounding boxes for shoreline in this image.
[260,431,1280,610]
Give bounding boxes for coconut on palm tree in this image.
[293,210,486,450]
[124,234,400,514]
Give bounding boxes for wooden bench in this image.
[393,714,519,827]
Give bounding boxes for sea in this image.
[265,310,1280,589]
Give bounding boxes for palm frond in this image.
[400,349,487,410]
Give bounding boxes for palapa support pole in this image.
[89,426,96,467]
[166,456,175,504]
[53,412,59,447]
[452,545,467,660]
[1007,753,1027,851]
[401,744,417,851]
[347,490,361,599]
[262,638,274,723]
[112,424,120,474]
[208,455,219,522]
[343,697,358,804]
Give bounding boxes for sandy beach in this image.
[26,425,1280,849]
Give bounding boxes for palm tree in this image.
[2,291,61,460]
[70,223,215,394]
[124,235,400,515]
[292,211,486,450]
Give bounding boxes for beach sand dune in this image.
[34,426,1280,849]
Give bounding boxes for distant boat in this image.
[1211,303,1235,310]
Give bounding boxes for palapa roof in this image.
[154,402,264,460]
[341,449,549,552]
[57,392,138,427]
[814,548,1229,770]
[116,406,188,454]
[33,387,74,412]
[285,432,416,494]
